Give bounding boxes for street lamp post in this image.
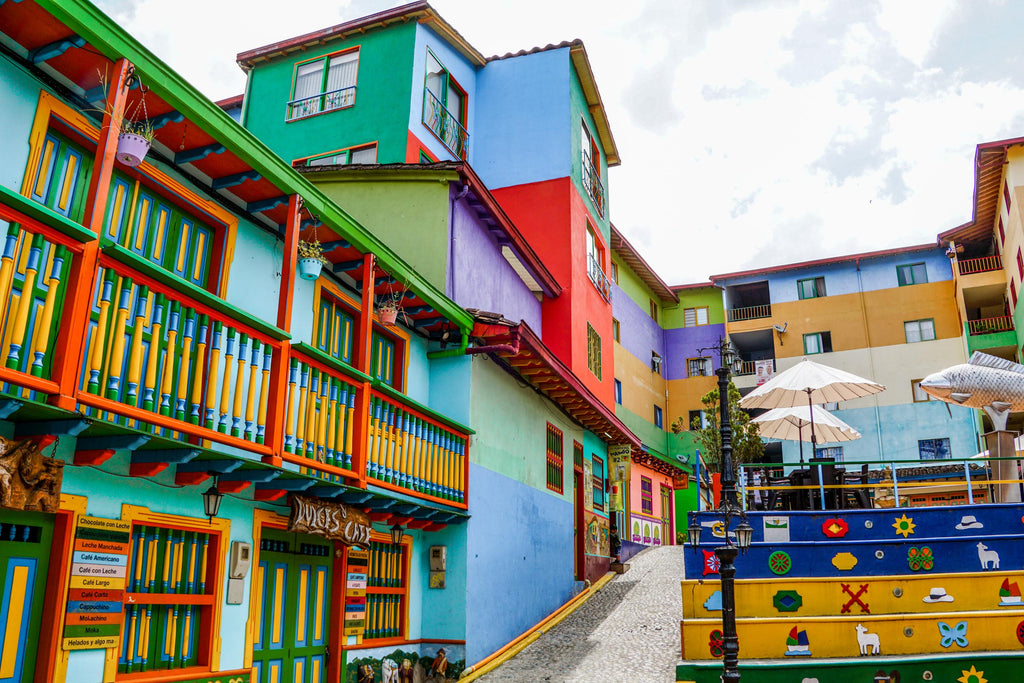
[688,338,752,682]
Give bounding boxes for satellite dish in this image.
[773,322,788,333]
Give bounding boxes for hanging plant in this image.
[377,289,404,326]
[297,238,328,281]
[116,118,155,168]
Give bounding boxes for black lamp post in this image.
[689,338,752,682]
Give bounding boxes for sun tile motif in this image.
[892,514,916,538]
[958,665,987,683]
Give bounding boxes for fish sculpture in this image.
[919,352,1024,429]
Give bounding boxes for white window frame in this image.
[904,319,936,344]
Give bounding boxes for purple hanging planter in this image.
[116,133,151,167]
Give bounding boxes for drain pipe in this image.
[465,328,520,356]
[427,335,469,360]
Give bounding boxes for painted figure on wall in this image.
[427,648,448,681]
[357,663,376,683]
[397,658,414,682]
[0,435,63,513]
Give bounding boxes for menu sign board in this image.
[609,444,631,482]
[62,516,131,650]
[344,548,369,638]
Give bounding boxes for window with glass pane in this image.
[897,262,928,286]
[654,405,663,429]
[641,477,653,514]
[289,50,359,120]
[371,331,397,387]
[803,331,832,354]
[684,307,709,327]
[364,537,408,641]
[689,410,704,430]
[797,277,826,299]
[29,131,93,220]
[919,437,951,460]
[423,50,467,157]
[911,380,933,402]
[814,446,843,462]
[612,318,620,342]
[649,299,659,323]
[687,357,709,377]
[904,319,935,343]
[592,455,605,510]
[614,379,622,405]
[306,144,377,167]
[587,323,602,379]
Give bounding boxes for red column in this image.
[350,254,376,487]
[48,58,131,411]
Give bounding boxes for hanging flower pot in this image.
[297,239,327,281]
[298,257,324,281]
[116,132,151,168]
[379,304,399,326]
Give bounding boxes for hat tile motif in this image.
[956,514,984,530]
[922,586,954,603]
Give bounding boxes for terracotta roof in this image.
[632,451,687,478]
[296,161,561,297]
[937,135,1024,246]
[215,94,243,109]
[610,224,677,302]
[236,1,485,68]
[711,243,941,282]
[671,281,719,292]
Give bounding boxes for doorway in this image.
[0,508,54,683]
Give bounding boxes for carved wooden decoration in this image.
[0,435,64,513]
[288,494,372,547]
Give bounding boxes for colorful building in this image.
[711,246,978,465]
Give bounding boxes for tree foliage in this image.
[673,381,763,475]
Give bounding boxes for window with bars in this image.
[897,262,928,286]
[641,476,653,514]
[119,524,218,674]
[364,537,408,640]
[592,455,605,511]
[587,323,602,380]
[999,216,1006,245]
[683,307,708,327]
[1013,280,1019,308]
[288,49,359,120]
[687,357,710,377]
[797,276,826,299]
[546,423,564,493]
[904,319,936,343]
[573,441,584,470]
[316,291,355,363]
[612,318,620,342]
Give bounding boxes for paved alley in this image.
[478,545,687,682]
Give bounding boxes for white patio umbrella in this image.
[740,359,884,450]
[752,404,861,464]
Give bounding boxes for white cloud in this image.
[97,0,1024,284]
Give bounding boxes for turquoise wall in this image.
[0,54,42,192]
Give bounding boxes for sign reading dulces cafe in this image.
[288,495,373,547]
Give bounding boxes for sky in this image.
[97,0,1024,285]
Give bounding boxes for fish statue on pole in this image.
[919,352,1024,430]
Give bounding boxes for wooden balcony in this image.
[958,255,1002,276]
[0,185,470,509]
[727,304,772,323]
[967,315,1015,336]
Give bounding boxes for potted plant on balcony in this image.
[116,118,155,168]
[377,290,404,326]
[297,238,328,281]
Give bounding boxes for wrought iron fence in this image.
[422,88,468,158]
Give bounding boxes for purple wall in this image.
[664,323,726,381]
[611,284,666,375]
[450,187,543,332]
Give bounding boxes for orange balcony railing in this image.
[967,315,1014,336]
[958,255,1002,275]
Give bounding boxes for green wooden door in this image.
[252,529,332,683]
[0,509,54,683]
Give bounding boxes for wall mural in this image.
[347,645,465,683]
[584,511,609,556]
[0,435,63,512]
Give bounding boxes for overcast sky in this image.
[97,0,1024,284]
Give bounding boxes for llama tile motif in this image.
[784,626,811,656]
[999,578,1023,606]
[976,542,1000,570]
[855,623,881,655]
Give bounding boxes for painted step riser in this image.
[684,535,1021,578]
[681,571,1024,618]
[677,652,1017,683]
[690,502,1023,544]
[681,610,1024,660]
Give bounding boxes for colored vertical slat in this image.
[296,566,308,645]
[141,294,165,411]
[284,359,299,453]
[231,333,248,437]
[204,321,222,429]
[189,316,209,425]
[174,310,196,422]
[159,302,181,417]
[124,285,150,407]
[104,275,134,399]
[5,233,43,370]
[257,347,272,444]
[245,339,261,440]
[28,244,65,377]
[218,329,236,433]
[295,362,310,463]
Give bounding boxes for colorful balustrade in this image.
[78,246,283,454]
[366,388,467,504]
[283,348,361,481]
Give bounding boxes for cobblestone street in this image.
[478,546,686,682]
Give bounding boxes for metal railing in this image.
[582,157,605,217]
[727,304,771,322]
[285,86,357,121]
[422,88,468,158]
[958,254,1002,276]
[587,255,612,303]
[967,315,1014,336]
